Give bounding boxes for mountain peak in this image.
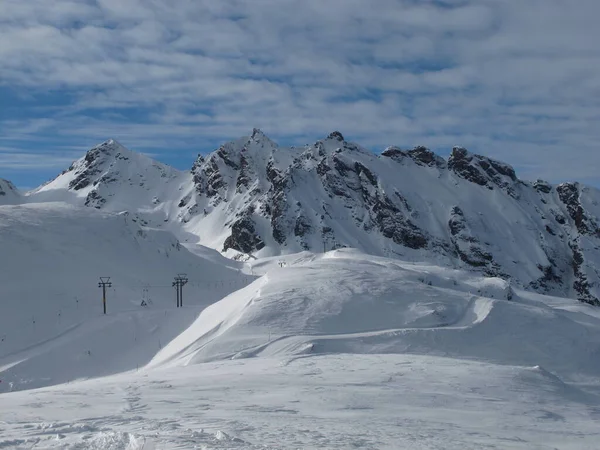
[32,138,178,202]
[22,132,600,306]
[0,178,17,188]
[92,139,127,154]
[250,128,266,140]
[326,131,345,142]
[246,128,278,150]
[448,146,518,194]
[451,146,470,159]
[0,178,21,205]
[79,139,132,170]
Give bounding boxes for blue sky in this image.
[1,0,599,189]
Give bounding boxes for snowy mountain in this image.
[31,139,192,225]
[2,142,600,447]
[0,178,21,205]
[18,131,600,305]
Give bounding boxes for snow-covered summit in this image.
[30,139,190,214]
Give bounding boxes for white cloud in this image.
[0,148,81,170]
[0,0,599,186]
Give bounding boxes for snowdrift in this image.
[150,249,600,377]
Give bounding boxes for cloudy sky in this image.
[1,0,599,189]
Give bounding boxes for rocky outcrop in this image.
[223,214,265,254]
[407,146,446,168]
[381,146,445,168]
[84,190,106,209]
[448,206,497,271]
[448,147,519,197]
[557,183,599,236]
[534,180,552,194]
[327,131,345,142]
[376,207,428,249]
[67,140,123,191]
[568,239,599,306]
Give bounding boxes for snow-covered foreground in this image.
[1,354,600,449]
[2,202,600,448]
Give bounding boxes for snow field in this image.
[1,200,600,448]
[150,249,600,380]
[1,354,599,449]
[0,203,253,392]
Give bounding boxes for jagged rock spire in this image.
[327,131,345,141]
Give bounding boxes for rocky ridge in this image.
[14,130,600,305]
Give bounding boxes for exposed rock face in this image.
[381,146,445,168]
[534,180,552,194]
[327,131,345,141]
[32,131,600,305]
[448,147,519,197]
[553,183,600,305]
[407,146,446,168]
[67,140,126,191]
[381,146,405,162]
[223,215,265,254]
[448,206,497,272]
[171,133,600,305]
[556,183,599,236]
[84,190,106,209]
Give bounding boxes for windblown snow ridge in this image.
[149,249,600,376]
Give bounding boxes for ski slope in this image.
[0,202,252,391]
[3,233,600,392]
[149,249,600,380]
[1,202,600,448]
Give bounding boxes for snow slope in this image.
[0,202,252,391]
[2,354,599,449]
[21,132,600,305]
[1,136,599,448]
[150,249,600,379]
[1,225,599,447]
[0,178,21,205]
